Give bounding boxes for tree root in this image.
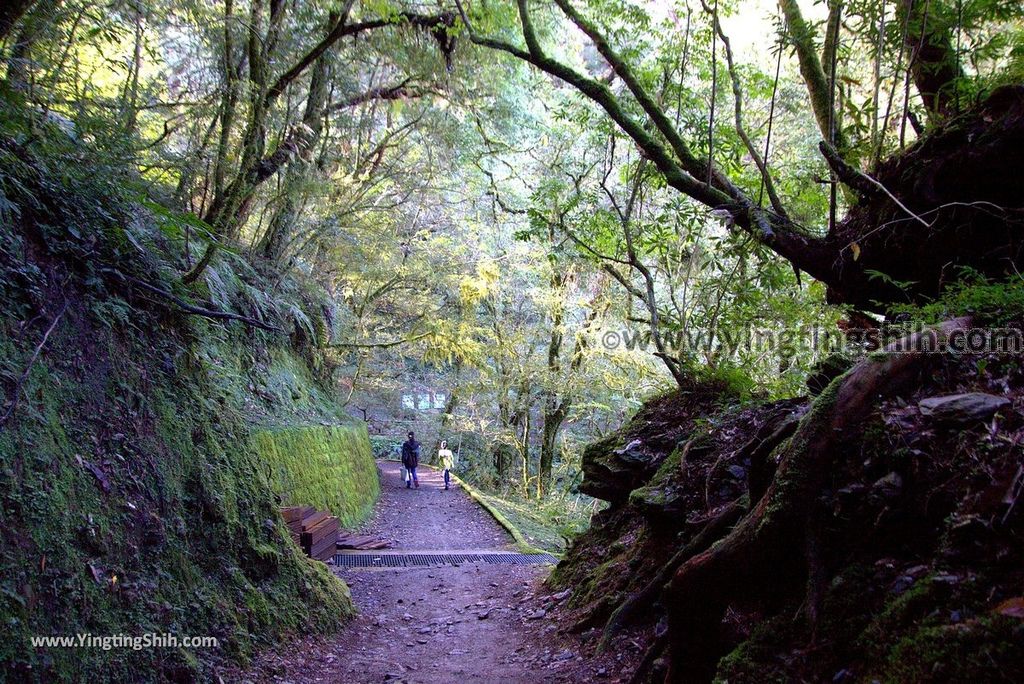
[570,595,616,633]
[629,632,669,684]
[597,498,747,654]
[663,318,971,683]
[804,511,828,642]
[598,405,802,653]
[741,407,804,504]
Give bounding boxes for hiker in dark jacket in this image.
[401,431,420,489]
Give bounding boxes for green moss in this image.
[449,472,550,554]
[252,424,379,528]
[0,133,375,682]
[653,443,685,482]
[876,616,1024,682]
[0,291,357,682]
[817,564,882,647]
[715,613,803,683]
[758,373,845,525]
[629,485,669,508]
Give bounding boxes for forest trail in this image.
[236,462,619,683]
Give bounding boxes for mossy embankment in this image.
[0,130,375,681]
[254,424,379,528]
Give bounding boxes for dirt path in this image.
[235,462,636,683]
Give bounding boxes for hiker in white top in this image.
[438,440,455,490]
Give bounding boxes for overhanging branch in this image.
[104,269,282,332]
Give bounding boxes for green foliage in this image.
[891,270,1024,324]
[691,362,757,401]
[369,435,402,460]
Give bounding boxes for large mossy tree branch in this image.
[265,7,455,106]
[186,3,449,284]
[456,0,843,289]
[551,0,736,197]
[777,0,848,155]
[458,0,731,211]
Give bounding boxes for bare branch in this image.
[104,269,282,332]
[819,141,929,227]
[330,331,432,349]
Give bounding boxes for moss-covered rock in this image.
[579,433,651,504]
[0,313,357,680]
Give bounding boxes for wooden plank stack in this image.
[280,506,338,562]
[281,505,314,545]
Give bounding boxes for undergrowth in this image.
[890,268,1024,325]
[0,108,371,681]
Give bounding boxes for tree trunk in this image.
[493,441,515,486]
[900,0,963,122]
[256,12,334,263]
[538,404,562,498]
[0,0,36,43]
[430,359,462,464]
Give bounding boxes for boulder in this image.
[580,434,657,504]
[918,393,1010,424]
[629,483,685,520]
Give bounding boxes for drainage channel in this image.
[333,551,558,569]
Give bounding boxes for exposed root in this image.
[629,632,668,684]
[664,318,971,683]
[596,498,746,654]
[804,512,827,642]
[570,596,616,633]
[741,408,804,504]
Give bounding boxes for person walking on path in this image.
[438,440,455,490]
[401,431,420,489]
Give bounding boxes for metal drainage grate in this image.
[333,551,558,568]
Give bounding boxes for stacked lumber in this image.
[280,506,339,562]
[336,533,391,550]
[281,506,314,545]
[303,515,339,561]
